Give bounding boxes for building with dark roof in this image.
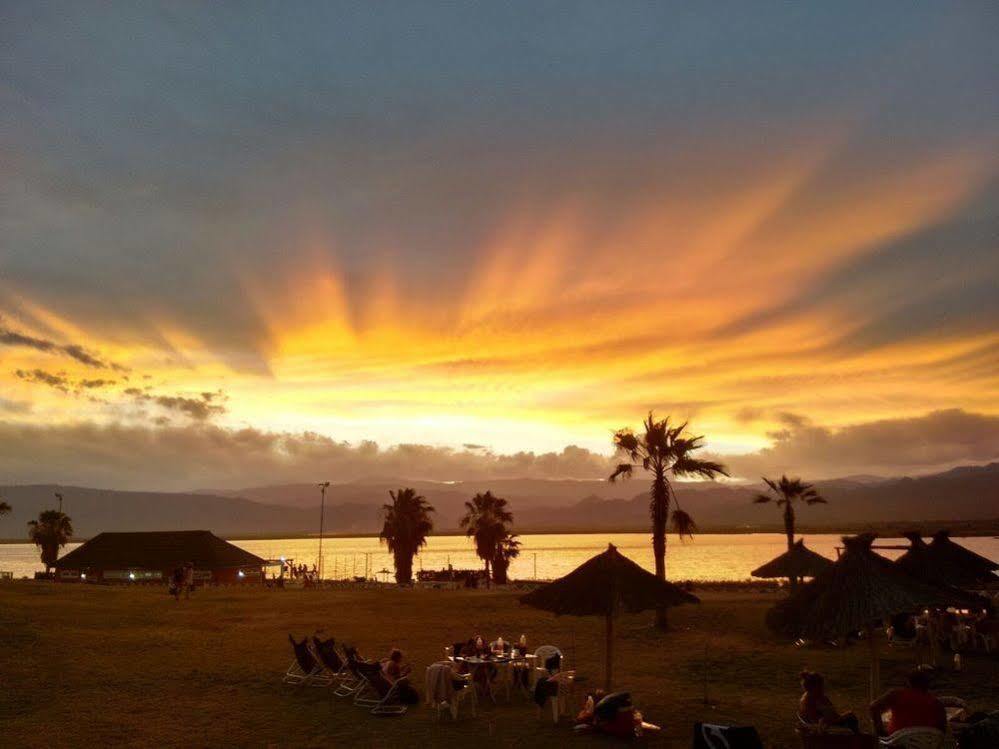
[54,530,267,585]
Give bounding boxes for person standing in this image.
[183,561,195,599]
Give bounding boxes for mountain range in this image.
[2,463,997,539]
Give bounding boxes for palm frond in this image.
[671,509,696,539]
[609,463,634,482]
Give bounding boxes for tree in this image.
[491,533,521,585]
[459,491,513,586]
[28,510,74,574]
[753,475,825,587]
[610,412,728,629]
[0,499,10,516]
[379,488,435,585]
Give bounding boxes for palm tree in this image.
[0,499,10,516]
[459,491,513,586]
[379,488,435,585]
[28,509,74,574]
[753,475,825,587]
[610,412,728,628]
[491,533,521,585]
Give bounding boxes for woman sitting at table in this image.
[798,671,860,734]
[869,666,946,738]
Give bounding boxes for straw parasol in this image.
[928,530,998,584]
[520,543,698,689]
[767,534,974,700]
[895,532,975,589]
[751,539,833,582]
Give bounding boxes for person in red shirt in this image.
[869,666,947,737]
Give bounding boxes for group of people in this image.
[282,561,317,581]
[798,667,946,739]
[168,562,194,601]
[452,633,532,692]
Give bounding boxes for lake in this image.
[3,532,997,582]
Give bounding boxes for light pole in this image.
[317,481,330,581]
[55,492,64,514]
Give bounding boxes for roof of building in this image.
[54,530,266,570]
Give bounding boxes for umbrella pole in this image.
[866,624,880,703]
[605,611,614,691]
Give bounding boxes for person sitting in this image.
[869,666,946,738]
[381,648,418,704]
[574,690,661,738]
[799,670,860,734]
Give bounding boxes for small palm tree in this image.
[753,475,826,587]
[28,510,74,573]
[379,488,435,585]
[459,491,513,586]
[0,499,10,516]
[491,533,521,585]
[611,412,728,628]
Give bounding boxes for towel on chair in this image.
[425,663,455,706]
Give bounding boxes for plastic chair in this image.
[533,645,573,723]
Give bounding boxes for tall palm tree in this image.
[491,532,521,585]
[379,488,435,585]
[610,412,728,629]
[753,475,825,587]
[459,491,513,586]
[28,510,74,574]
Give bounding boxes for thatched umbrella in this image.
[751,539,833,582]
[895,532,977,589]
[767,534,974,700]
[520,543,698,689]
[928,530,998,584]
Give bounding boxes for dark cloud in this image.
[151,395,225,422]
[0,410,994,490]
[0,322,123,370]
[0,422,617,491]
[712,409,999,479]
[14,368,70,393]
[77,378,116,389]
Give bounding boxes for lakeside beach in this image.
[0,582,993,749]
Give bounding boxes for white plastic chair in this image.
[533,645,573,723]
[879,727,945,749]
[426,663,477,721]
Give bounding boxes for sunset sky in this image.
[2,3,997,489]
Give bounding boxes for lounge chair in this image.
[352,660,408,715]
[311,636,349,682]
[332,645,367,698]
[878,727,944,749]
[692,722,764,748]
[283,634,334,687]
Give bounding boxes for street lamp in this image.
[317,481,330,581]
[54,492,63,513]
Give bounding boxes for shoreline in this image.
[2,520,997,545]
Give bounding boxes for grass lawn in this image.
[1,582,996,748]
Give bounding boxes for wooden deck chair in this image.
[283,634,333,687]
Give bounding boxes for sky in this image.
[1,2,997,489]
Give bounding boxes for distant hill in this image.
[1,463,997,539]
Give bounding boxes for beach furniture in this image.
[692,722,764,748]
[351,661,408,715]
[283,635,334,687]
[425,662,476,721]
[332,646,367,698]
[877,726,944,749]
[310,636,350,683]
[531,645,574,723]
